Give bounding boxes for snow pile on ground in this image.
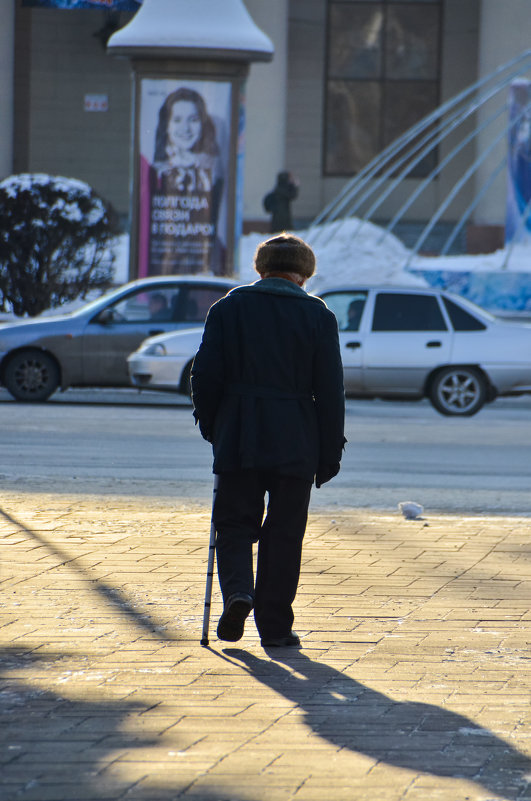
[238,220,531,311]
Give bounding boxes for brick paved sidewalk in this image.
[0,491,530,801]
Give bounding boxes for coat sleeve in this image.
[312,308,346,469]
[191,301,225,441]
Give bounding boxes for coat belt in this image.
[226,382,313,401]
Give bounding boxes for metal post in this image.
[200,474,219,646]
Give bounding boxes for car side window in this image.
[106,288,177,323]
[320,291,368,331]
[372,293,447,331]
[443,297,487,331]
[178,286,230,323]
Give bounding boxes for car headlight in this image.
[144,342,167,356]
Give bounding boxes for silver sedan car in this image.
[128,285,531,416]
[0,276,238,401]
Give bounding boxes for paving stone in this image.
[1,494,530,801]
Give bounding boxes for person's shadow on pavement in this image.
[226,648,531,801]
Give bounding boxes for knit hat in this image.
[254,233,316,279]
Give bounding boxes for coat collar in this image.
[230,277,321,301]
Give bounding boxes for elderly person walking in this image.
[191,234,345,647]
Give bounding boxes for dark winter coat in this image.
[191,277,345,483]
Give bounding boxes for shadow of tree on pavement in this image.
[0,646,256,801]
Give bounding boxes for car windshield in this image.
[67,285,133,317]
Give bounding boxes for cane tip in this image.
[200,638,209,646]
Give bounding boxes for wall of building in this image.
[285,0,327,225]
[11,1,285,232]
[435,0,480,220]
[0,0,15,179]
[285,0,482,228]
[242,0,288,230]
[10,0,530,245]
[14,5,134,223]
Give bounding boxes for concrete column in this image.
[0,0,15,178]
[242,0,288,225]
[474,0,531,226]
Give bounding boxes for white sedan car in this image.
[128,326,203,396]
[127,286,531,416]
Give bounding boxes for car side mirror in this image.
[95,307,115,325]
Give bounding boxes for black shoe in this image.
[217,593,253,642]
[260,631,301,647]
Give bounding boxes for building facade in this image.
[1,0,531,269]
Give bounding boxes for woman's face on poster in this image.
[167,100,202,153]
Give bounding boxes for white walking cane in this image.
[200,474,219,646]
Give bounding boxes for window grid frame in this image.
[323,0,444,178]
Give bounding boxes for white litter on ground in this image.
[398,501,424,520]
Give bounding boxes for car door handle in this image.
[346,341,361,349]
[149,329,164,336]
[426,340,442,348]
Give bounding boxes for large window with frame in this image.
[324,0,442,177]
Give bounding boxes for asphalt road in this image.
[0,387,530,515]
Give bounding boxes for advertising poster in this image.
[138,78,232,277]
[506,80,531,244]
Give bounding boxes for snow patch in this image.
[458,727,492,737]
[0,173,92,198]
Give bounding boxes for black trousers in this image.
[213,469,312,639]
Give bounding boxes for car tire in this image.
[429,366,487,417]
[3,350,60,402]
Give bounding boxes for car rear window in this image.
[372,293,447,331]
[443,297,487,331]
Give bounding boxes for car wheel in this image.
[429,366,486,417]
[3,350,60,402]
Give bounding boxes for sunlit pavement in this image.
[1,491,530,801]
